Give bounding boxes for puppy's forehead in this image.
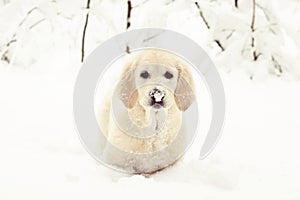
[133,64,178,91]
[135,64,178,75]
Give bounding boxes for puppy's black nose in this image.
[149,87,165,102]
[149,87,165,108]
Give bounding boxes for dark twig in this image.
[194,1,225,52]
[271,56,283,75]
[214,40,225,51]
[126,0,132,30]
[125,0,133,54]
[234,0,238,8]
[125,45,130,54]
[250,0,260,61]
[250,0,256,33]
[225,30,235,40]
[194,1,210,29]
[5,39,16,48]
[81,0,91,63]
[1,50,10,63]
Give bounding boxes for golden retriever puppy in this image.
[98,49,195,174]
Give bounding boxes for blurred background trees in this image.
[0,0,299,80]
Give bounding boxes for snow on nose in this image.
[153,91,164,102]
[149,87,166,102]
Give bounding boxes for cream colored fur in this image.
[97,49,195,173]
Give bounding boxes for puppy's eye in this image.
[140,71,150,79]
[164,71,173,79]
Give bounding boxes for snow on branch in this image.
[194,1,225,52]
[1,7,37,63]
[0,0,298,79]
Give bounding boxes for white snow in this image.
[1,59,300,199]
[1,0,300,199]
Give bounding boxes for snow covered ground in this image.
[1,0,300,199]
[0,58,300,199]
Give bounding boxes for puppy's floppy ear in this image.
[118,66,138,109]
[174,67,195,111]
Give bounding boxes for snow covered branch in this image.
[1,7,37,63]
[0,0,298,79]
[194,1,225,52]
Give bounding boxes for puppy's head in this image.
[118,50,195,111]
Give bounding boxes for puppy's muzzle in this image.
[149,87,166,109]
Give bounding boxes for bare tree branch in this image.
[250,0,256,32]
[1,49,10,63]
[125,45,130,54]
[81,0,91,63]
[1,7,37,63]
[194,1,225,52]
[125,0,153,53]
[214,40,225,51]
[2,7,37,48]
[142,33,161,43]
[132,0,149,8]
[234,0,238,8]
[125,0,133,54]
[256,3,277,34]
[271,56,283,75]
[126,0,132,30]
[250,0,261,61]
[194,1,210,29]
[225,30,235,39]
[15,7,38,28]
[29,18,46,29]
